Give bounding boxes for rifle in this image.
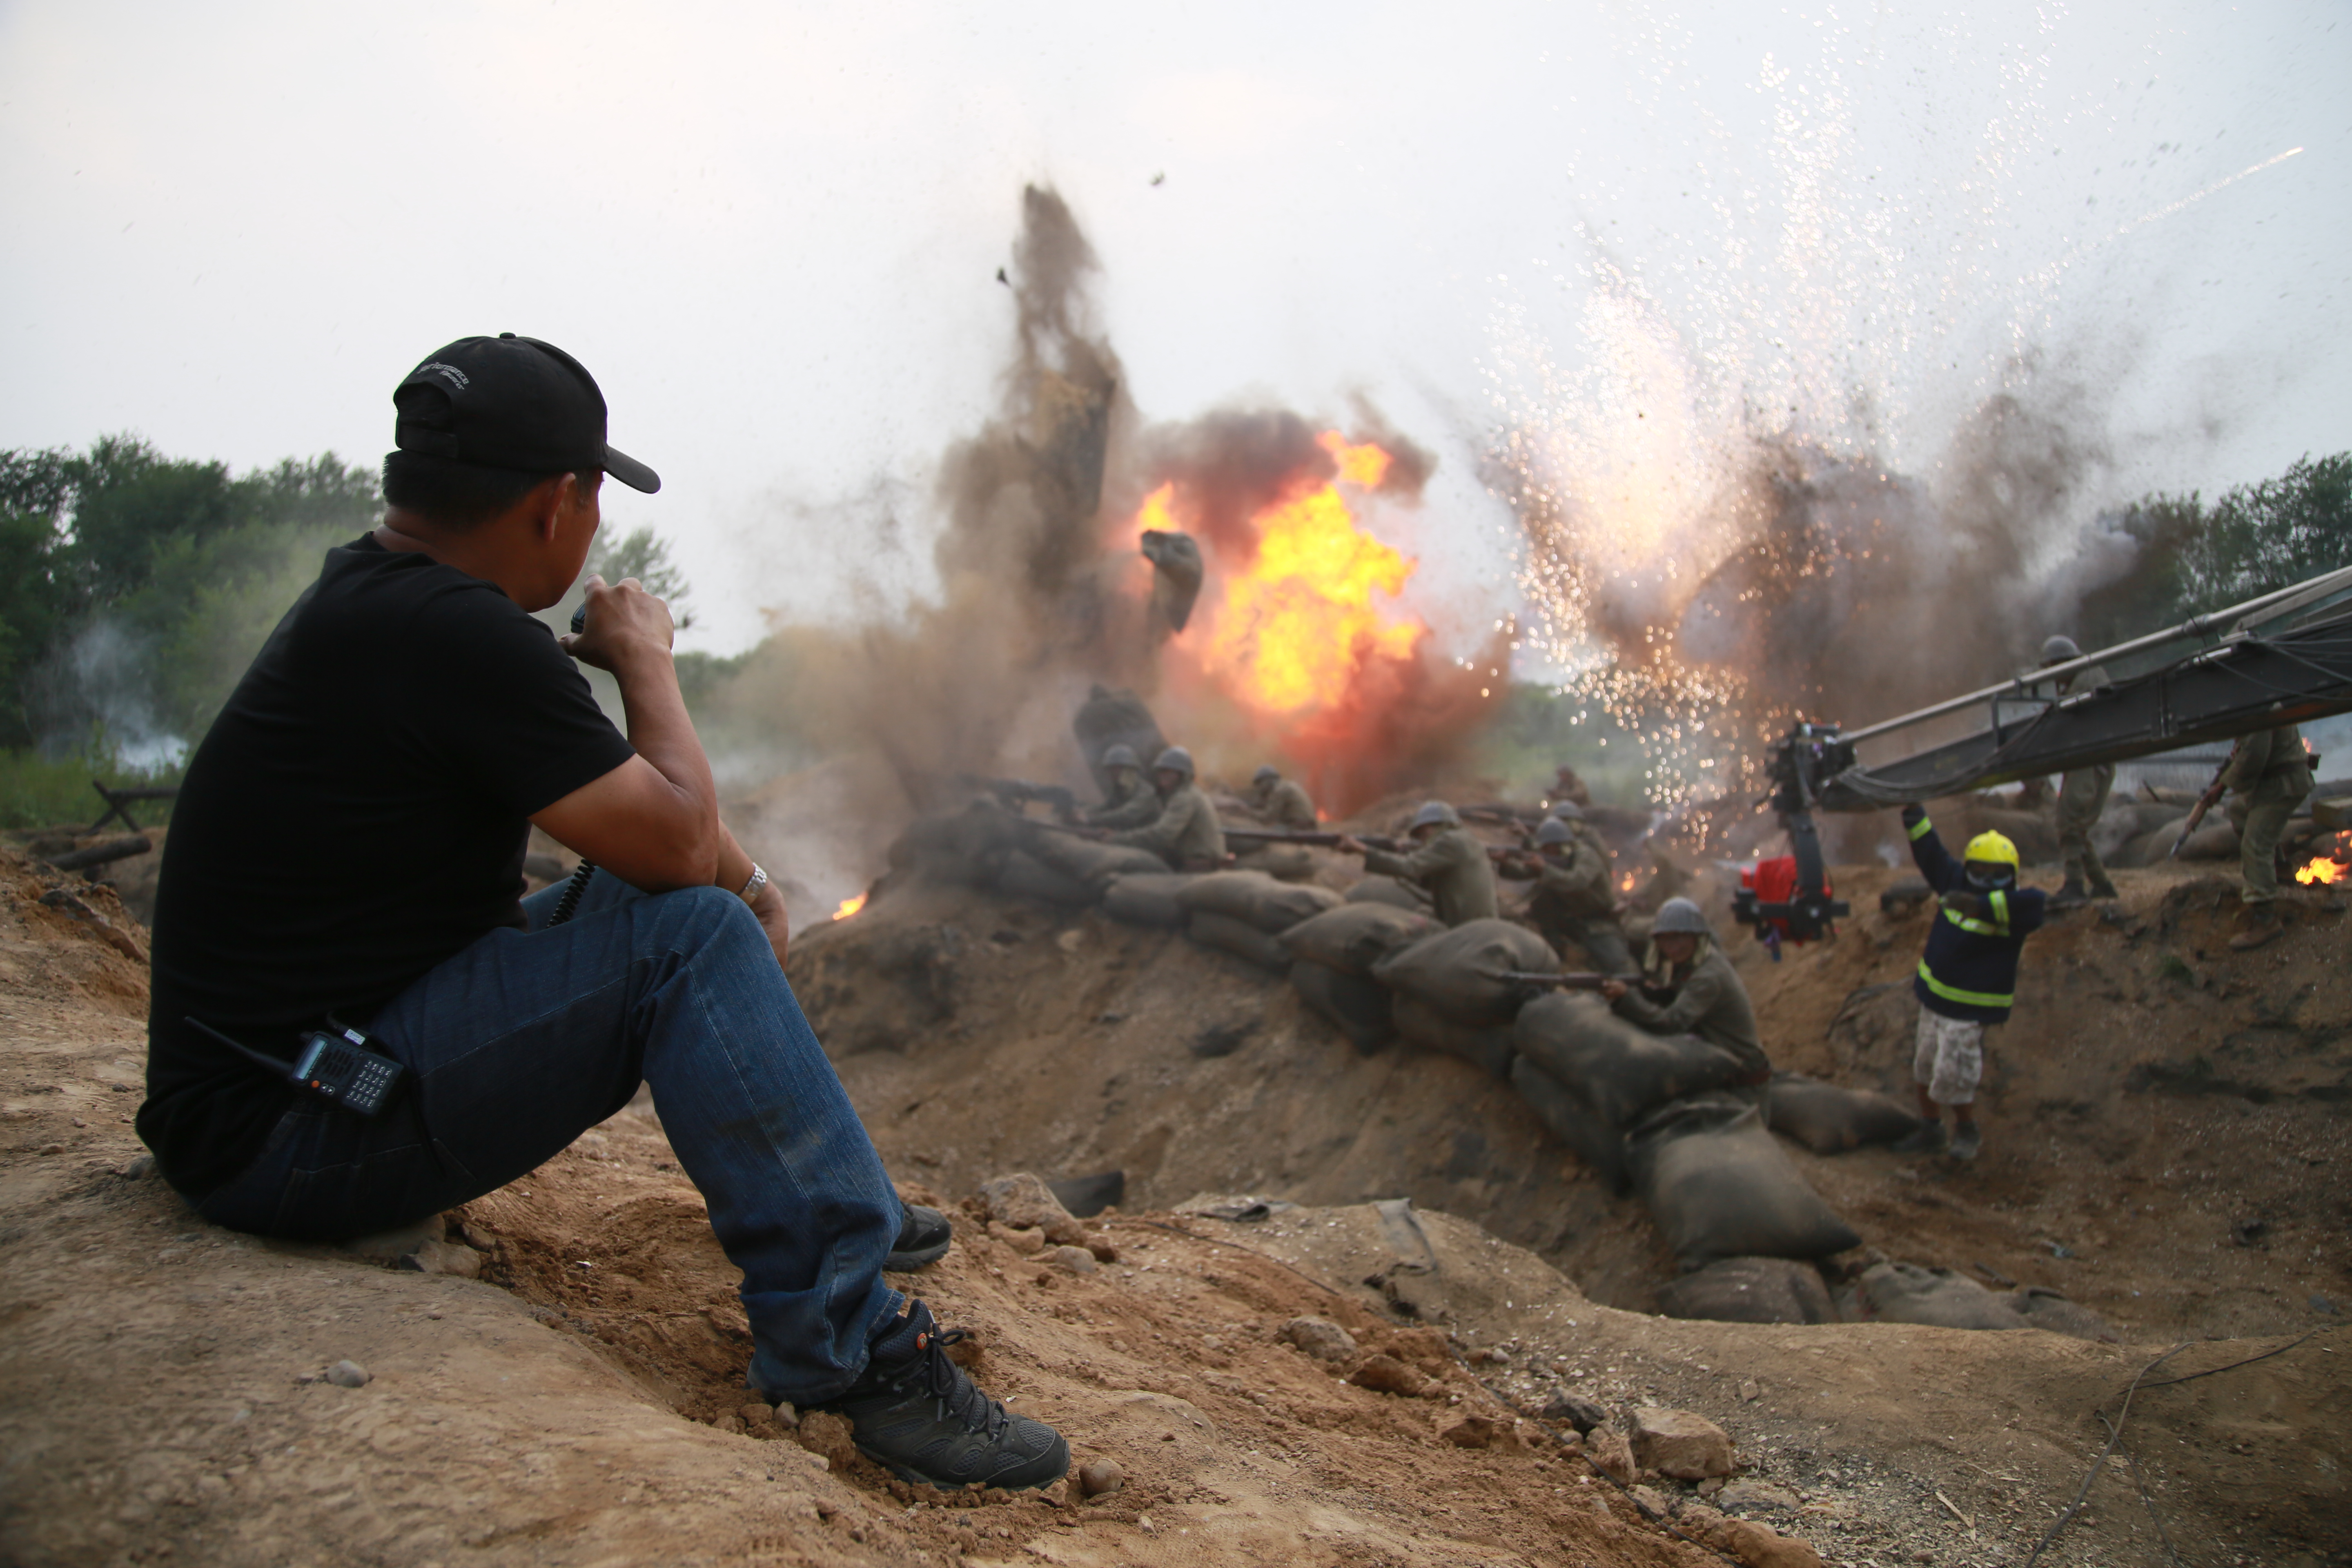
[1225,828,1407,854]
[1458,804,1538,839]
[960,775,1080,823]
[2170,754,2234,859]
[1477,969,1630,992]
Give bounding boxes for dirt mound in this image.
[4,842,2347,1566]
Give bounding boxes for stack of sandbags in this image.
[1020,826,1169,894]
[1278,904,1439,1051]
[1509,993,1751,1189]
[1175,870,1343,971]
[1370,919,1555,1078]
[1764,1072,1922,1153]
[1345,875,1430,912]
[1627,1096,1860,1271]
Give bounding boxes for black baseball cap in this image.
[392,333,660,493]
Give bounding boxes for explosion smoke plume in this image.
[806,187,1494,821]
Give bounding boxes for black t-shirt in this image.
[140,536,635,1198]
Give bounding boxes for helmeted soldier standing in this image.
[1085,744,1160,830]
[2203,723,2315,950]
[1107,746,1226,872]
[2039,635,2118,907]
[1338,801,1497,927]
[1597,898,1769,1085]
[1525,807,1633,974]
[1248,764,1319,830]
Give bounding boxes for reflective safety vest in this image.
[1902,807,2048,1024]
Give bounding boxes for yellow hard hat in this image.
[1963,830,2019,868]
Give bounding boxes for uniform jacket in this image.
[1610,942,1768,1080]
[1111,782,1226,869]
[1253,778,1318,830]
[1904,804,2047,1024]
[1087,775,1161,829]
[1363,826,1498,927]
[1532,824,1616,920]
[2218,723,2312,795]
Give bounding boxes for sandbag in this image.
[1175,871,1343,933]
[1371,919,1555,1024]
[1393,995,1517,1079]
[1345,875,1429,912]
[1513,992,1747,1130]
[1022,828,1169,889]
[2006,1285,2120,1343]
[1231,843,1316,882]
[1278,904,1440,976]
[1185,911,1291,972]
[1100,873,1196,927]
[1764,1072,1922,1154]
[1074,685,1166,797]
[993,851,1096,907]
[885,801,1022,886]
[1508,1055,1627,1190]
[1629,1096,1861,1270]
[1289,960,1393,1051]
[1656,1256,1837,1325]
[1853,1262,2022,1331]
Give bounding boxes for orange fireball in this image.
[832,892,868,920]
[1176,434,1424,715]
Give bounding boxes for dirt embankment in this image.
[2,840,2347,1567]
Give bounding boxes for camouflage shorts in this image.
[1913,1009,1984,1107]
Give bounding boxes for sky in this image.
[3,0,2346,656]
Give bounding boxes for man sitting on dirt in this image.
[1104,744,1226,871]
[1247,764,1319,830]
[2197,722,2315,951]
[138,335,1068,1492]
[1597,897,1768,1083]
[1525,807,1635,975]
[1890,809,2049,1161]
[1084,743,1160,829]
[1337,800,1498,927]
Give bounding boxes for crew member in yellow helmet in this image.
[1888,806,2051,1161]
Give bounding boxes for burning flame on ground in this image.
[1147,433,1425,716]
[2296,857,2346,886]
[832,892,868,920]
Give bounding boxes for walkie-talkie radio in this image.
[185,1017,406,1116]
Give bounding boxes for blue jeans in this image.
[196,871,904,1405]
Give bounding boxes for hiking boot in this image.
[887,1203,953,1271]
[817,1300,1069,1491]
[1889,1119,1948,1156]
[2227,903,2283,951]
[2047,879,2088,910]
[1949,1121,1982,1161]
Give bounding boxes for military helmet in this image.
[1101,744,1141,771]
[1253,764,1280,785]
[1535,817,1575,846]
[1652,897,1708,936]
[1547,801,1585,822]
[1407,800,1461,832]
[1153,745,1196,780]
[2040,634,2082,665]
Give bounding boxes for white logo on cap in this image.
[421,361,470,390]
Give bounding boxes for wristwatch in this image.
[738,864,769,905]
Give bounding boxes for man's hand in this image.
[1334,835,1369,855]
[748,879,789,970]
[1599,979,1629,1001]
[1940,891,1988,920]
[561,575,674,671]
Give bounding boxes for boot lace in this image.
[895,1327,1008,1440]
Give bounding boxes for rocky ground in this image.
[1,824,2346,1566]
